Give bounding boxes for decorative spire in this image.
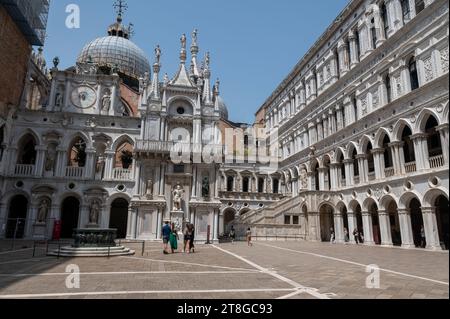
[150,45,161,100]
[109,0,133,39]
[190,28,200,79]
[202,52,212,105]
[180,33,187,63]
[113,0,128,22]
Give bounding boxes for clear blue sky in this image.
[43,0,349,124]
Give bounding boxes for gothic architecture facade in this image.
[253,0,449,250]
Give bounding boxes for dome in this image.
[77,36,150,79]
[217,96,229,120]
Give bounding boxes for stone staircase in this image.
[47,245,135,257]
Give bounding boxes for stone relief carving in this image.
[423,56,434,82]
[173,185,185,211]
[441,47,449,73]
[37,198,50,223]
[101,89,112,113]
[89,200,101,224]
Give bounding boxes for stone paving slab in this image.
[0,240,447,299]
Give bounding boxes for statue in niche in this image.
[180,34,187,50]
[173,185,185,212]
[44,146,57,172]
[37,198,50,223]
[300,169,308,189]
[89,200,101,225]
[101,90,111,112]
[202,177,210,198]
[55,92,63,108]
[146,178,153,199]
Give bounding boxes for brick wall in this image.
[0,5,31,117]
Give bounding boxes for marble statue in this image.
[37,198,50,223]
[89,200,101,224]
[173,185,185,211]
[146,179,153,198]
[101,90,111,112]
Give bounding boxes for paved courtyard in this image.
[0,240,448,299]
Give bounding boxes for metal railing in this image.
[429,155,445,169]
[14,164,34,176]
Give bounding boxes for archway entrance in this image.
[409,198,424,248]
[435,196,449,250]
[387,201,401,246]
[223,209,237,235]
[320,204,335,242]
[61,197,80,239]
[109,198,129,239]
[6,195,28,239]
[369,203,381,245]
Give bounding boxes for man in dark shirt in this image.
[162,221,172,255]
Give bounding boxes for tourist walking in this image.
[189,223,196,253]
[344,228,350,243]
[330,227,336,244]
[183,224,192,253]
[246,228,253,247]
[169,226,179,254]
[162,221,171,255]
[230,226,236,244]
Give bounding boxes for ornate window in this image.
[415,0,425,14]
[68,137,87,167]
[400,0,410,23]
[381,2,389,37]
[409,57,419,91]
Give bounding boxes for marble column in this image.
[422,207,442,250]
[437,124,449,165]
[378,210,393,246]
[347,212,358,244]
[348,30,359,69]
[362,211,375,245]
[398,209,415,248]
[334,212,345,244]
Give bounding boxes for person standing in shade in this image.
[344,228,350,243]
[330,227,336,244]
[189,223,196,253]
[246,228,253,247]
[183,224,191,253]
[353,228,359,244]
[420,226,426,248]
[162,221,172,255]
[170,226,179,254]
[230,226,236,244]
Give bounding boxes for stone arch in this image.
[359,134,374,154]
[374,127,392,149]
[319,203,335,242]
[221,207,238,235]
[12,128,42,147]
[443,101,449,122]
[416,108,442,134]
[393,119,414,142]
[167,96,195,116]
[363,197,380,212]
[62,131,92,149]
[422,188,449,208]
[379,194,399,211]
[345,141,359,159]
[333,147,346,163]
[111,134,135,151]
[398,191,423,210]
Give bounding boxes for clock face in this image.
[71,86,97,109]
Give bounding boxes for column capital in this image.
[355,154,366,160]
[436,124,449,132]
[410,133,427,140]
[371,148,385,155]
[388,141,403,148]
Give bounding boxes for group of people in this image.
[229,226,253,246]
[162,221,196,255]
[329,227,365,244]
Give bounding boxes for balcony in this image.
[429,155,445,169]
[135,140,224,155]
[112,168,133,181]
[14,164,34,176]
[65,166,84,179]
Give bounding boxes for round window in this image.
[177,107,185,115]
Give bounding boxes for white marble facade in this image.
[258,0,449,250]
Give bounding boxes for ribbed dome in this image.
[77,36,150,79]
[217,96,229,120]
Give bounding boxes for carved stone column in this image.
[398,209,415,248]
[378,210,393,246]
